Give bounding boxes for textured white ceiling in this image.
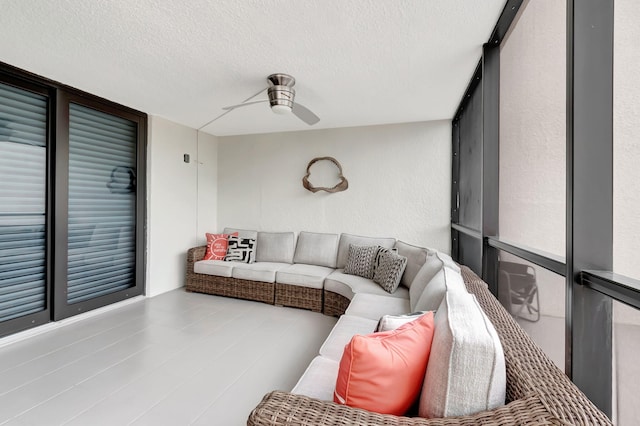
[0,0,505,136]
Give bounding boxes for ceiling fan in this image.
[200,74,320,129]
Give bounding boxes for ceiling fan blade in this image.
[222,100,269,110]
[198,87,268,130]
[292,103,320,125]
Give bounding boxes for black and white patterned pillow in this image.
[344,244,378,279]
[374,247,398,271]
[224,236,256,263]
[373,251,408,293]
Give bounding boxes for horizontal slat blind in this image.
[0,83,47,322]
[67,103,136,304]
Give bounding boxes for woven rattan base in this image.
[275,283,323,313]
[322,290,350,317]
[186,273,275,305]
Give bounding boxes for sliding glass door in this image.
[66,103,137,304]
[0,80,51,335]
[53,94,145,321]
[0,63,146,336]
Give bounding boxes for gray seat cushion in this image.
[336,233,396,269]
[276,264,335,289]
[293,231,340,268]
[324,269,409,301]
[231,262,290,283]
[256,231,295,263]
[319,315,378,361]
[193,260,234,277]
[344,293,411,320]
[291,356,340,401]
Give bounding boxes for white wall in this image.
[216,121,451,252]
[147,117,218,296]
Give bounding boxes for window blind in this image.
[0,83,47,322]
[67,103,136,304]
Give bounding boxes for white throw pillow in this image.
[376,311,430,332]
[418,284,506,418]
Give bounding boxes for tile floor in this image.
[0,290,337,426]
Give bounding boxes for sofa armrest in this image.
[188,246,207,263]
[186,246,207,279]
[247,391,554,426]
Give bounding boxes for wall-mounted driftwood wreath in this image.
[302,156,349,193]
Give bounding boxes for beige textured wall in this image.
[216,121,452,252]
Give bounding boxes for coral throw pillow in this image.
[204,232,237,260]
[334,311,435,415]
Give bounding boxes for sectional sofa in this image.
[185,228,612,425]
[186,228,449,316]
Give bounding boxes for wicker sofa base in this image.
[275,283,323,313]
[185,274,275,305]
[323,290,351,317]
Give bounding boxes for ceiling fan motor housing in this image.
[267,73,296,110]
[267,85,295,109]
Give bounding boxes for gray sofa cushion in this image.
[437,251,461,273]
[276,264,335,289]
[319,315,378,361]
[231,262,290,283]
[344,293,411,320]
[223,227,258,239]
[293,231,339,268]
[394,240,431,288]
[336,233,395,269]
[193,260,234,277]
[291,356,340,401]
[325,269,409,301]
[409,252,444,311]
[256,231,295,263]
[413,265,466,312]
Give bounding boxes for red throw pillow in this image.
[334,311,435,415]
[204,232,238,260]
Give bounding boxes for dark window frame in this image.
[450,0,631,418]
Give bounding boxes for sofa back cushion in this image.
[413,264,465,312]
[409,252,444,311]
[256,231,295,263]
[223,227,258,239]
[337,233,395,270]
[293,231,339,268]
[394,240,431,288]
[419,282,506,418]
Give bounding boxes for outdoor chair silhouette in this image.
[498,260,540,322]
